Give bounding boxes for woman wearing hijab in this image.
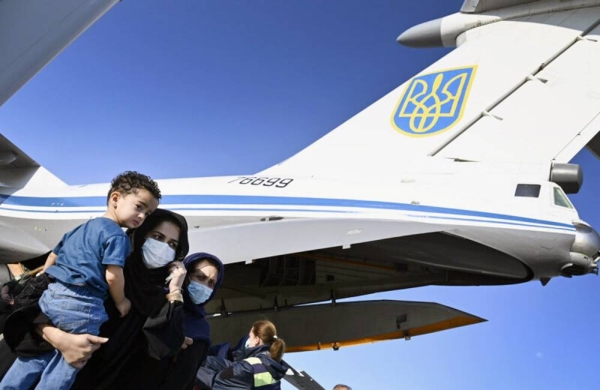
[0,208,190,386]
[124,252,225,389]
[69,208,191,389]
[0,209,226,390]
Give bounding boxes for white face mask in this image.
[187,280,213,305]
[142,238,176,269]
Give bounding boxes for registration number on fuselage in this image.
[228,177,294,188]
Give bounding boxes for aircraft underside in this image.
[207,232,532,315]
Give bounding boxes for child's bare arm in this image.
[106,265,131,317]
[42,252,58,272]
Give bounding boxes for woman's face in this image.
[188,260,218,289]
[246,328,261,348]
[146,221,180,250]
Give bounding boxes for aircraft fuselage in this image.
[1,169,597,282]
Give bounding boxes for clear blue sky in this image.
[1,1,599,389]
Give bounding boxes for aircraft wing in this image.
[208,300,485,352]
[0,134,65,189]
[262,2,600,179]
[0,0,119,108]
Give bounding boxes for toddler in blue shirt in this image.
[1,171,161,390]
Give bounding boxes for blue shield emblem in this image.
[391,66,476,137]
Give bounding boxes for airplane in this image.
[1,0,600,364]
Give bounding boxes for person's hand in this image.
[116,297,131,318]
[181,337,193,350]
[1,292,13,305]
[62,334,108,368]
[40,325,108,369]
[1,286,13,305]
[168,261,187,292]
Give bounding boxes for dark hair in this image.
[185,256,220,275]
[333,385,352,390]
[107,171,161,204]
[183,255,221,290]
[253,320,285,361]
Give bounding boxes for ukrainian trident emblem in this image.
[391,66,476,137]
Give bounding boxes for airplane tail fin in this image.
[260,1,600,180]
[0,134,66,190]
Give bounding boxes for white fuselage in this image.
[0,170,585,280]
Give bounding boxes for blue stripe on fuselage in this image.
[0,194,574,230]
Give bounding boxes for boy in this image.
[0,171,161,390]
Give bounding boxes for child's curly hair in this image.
[106,171,161,204]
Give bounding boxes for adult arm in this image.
[37,324,108,369]
[196,355,233,389]
[143,299,186,359]
[141,260,188,359]
[220,360,254,381]
[167,261,190,351]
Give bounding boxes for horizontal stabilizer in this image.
[208,300,485,352]
[0,134,39,170]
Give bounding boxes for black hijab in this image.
[124,209,189,317]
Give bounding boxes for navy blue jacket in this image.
[197,344,289,390]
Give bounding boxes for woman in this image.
[0,208,189,384]
[1,210,224,389]
[122,252,224,389]
[70,208,190,389]
[197,320,289,390]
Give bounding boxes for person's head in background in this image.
[246,319,286,361]
[333,385,352,390]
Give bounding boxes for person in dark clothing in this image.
[0,266,44,334]
[69,208,190,389]
[0,210,225,390]
[0,209,191,388]
[2,171,161,390]
[0,209,189,382]
[124,252,224,390]
[197,320,289,390]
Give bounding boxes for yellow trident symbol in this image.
[392,66,476,137]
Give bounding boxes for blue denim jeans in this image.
[0,282,108,390]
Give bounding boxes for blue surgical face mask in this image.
[142,238,176,269]
[187,280,212,305]
[244,337,251,349]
